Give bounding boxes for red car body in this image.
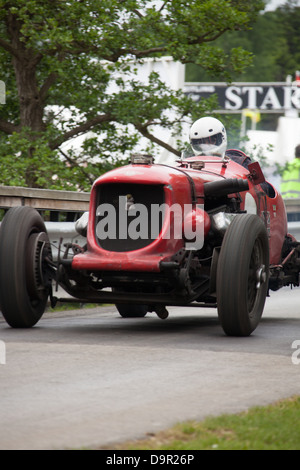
[0,151,298,336]
[72,154,287,272]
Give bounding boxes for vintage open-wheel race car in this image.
[0,150,299,336]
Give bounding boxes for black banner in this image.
[184,82,300,113]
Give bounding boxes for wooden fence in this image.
[0,186,90,212]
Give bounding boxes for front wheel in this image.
[0,207,52,328]
[216,214,269,336]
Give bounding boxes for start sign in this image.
[184,82,300,113]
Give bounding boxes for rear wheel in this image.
[217,214,269,336]
[0,207,52,328]
[116,303,148,318]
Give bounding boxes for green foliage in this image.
[0,0,264,189]
[187,0,300,82]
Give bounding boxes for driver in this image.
[189,116,251,169]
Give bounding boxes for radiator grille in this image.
[95,183,165,252]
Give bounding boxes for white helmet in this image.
[189,117,227,157]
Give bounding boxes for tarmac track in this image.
[0,286,299,450]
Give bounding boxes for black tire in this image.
[116,303,148,318]
[216,214,269,336]
[0,207,52,328]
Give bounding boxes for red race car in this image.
[0,151,299,336]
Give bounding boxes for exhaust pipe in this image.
[204,178,249,198]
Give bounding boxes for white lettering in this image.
[118,195,128,240]
[184,205,205,251]
[185,83,300,111]
[128,203,149,240]
[0,81,5,104]
[242,86,264,109]
[151,203,166,239]
[106,455,141,467]
[0,340,6,365]
[96,203,117,240]
[162,203,183,240]
[150,455,195,465]
[292,340,300,365]
[95,200,204,247]
[225,86,243,110]
[284,86,292,110]
[291,87,300,109]
[260,87,282,110]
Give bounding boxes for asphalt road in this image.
[0,287,299,450]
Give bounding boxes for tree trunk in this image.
[7,12,45,186]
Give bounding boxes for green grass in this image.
[109,396,300,450]
[46,302,100,312]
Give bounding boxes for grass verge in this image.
[107,396,300,450]
[46,302,99,312]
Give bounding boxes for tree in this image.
[274,1,300,79]
[0,0,264,190]
[187,0,300,83]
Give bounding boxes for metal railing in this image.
[1,185,300,219]
[0,185,90,213]
[284,199,300,240]
[0,185,299,265]
[0,186,90,259]
[0,186,298,211]
[284,198,300,215]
